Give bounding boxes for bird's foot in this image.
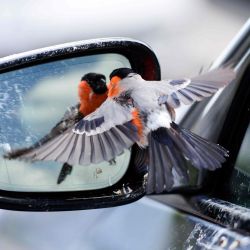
[109,159,116,165]
[57,163,73,184]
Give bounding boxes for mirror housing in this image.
[0,38,160,211]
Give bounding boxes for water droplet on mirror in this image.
[218,236,228,248]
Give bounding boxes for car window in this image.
[229,122,250,207]
[235,123,250,176]
[0,53,132,192]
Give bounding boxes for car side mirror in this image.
[0,38,161,211]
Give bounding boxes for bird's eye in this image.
[128,73,136,78]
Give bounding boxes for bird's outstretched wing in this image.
[157,65,236,109]
[4,103,82,159]
[4,99,139,166]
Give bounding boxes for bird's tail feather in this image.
[147,122,228,194]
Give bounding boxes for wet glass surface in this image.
[0,53,131,191]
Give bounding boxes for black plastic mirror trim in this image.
[0,37,160,80]
[0,184,145,212]
[0,37,160,211]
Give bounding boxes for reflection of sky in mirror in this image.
[0,53,131,191]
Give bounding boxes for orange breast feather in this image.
[108,76,121,98]
[78,81,108,116]
[132,109,143,138]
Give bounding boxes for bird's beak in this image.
[108,76,121,88]
[79,80,89,90]
[108,76,121,97]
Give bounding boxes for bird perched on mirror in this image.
[4,66,235,193]
[4,73,108,184]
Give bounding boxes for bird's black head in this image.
[109,68,135,80]
[81,73,107,94]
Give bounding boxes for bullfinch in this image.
[4,66,235,193]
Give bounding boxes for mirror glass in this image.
[0,53,131,192]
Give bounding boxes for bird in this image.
[4,66,235,193]
[4,72,108,184]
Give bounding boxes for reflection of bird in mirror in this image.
[4,66,235,193]
[57,73,108,184]
[4,73,108,185]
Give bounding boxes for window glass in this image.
[0,53,131,192]
[229,123,250,207]
[235,124,250,175]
